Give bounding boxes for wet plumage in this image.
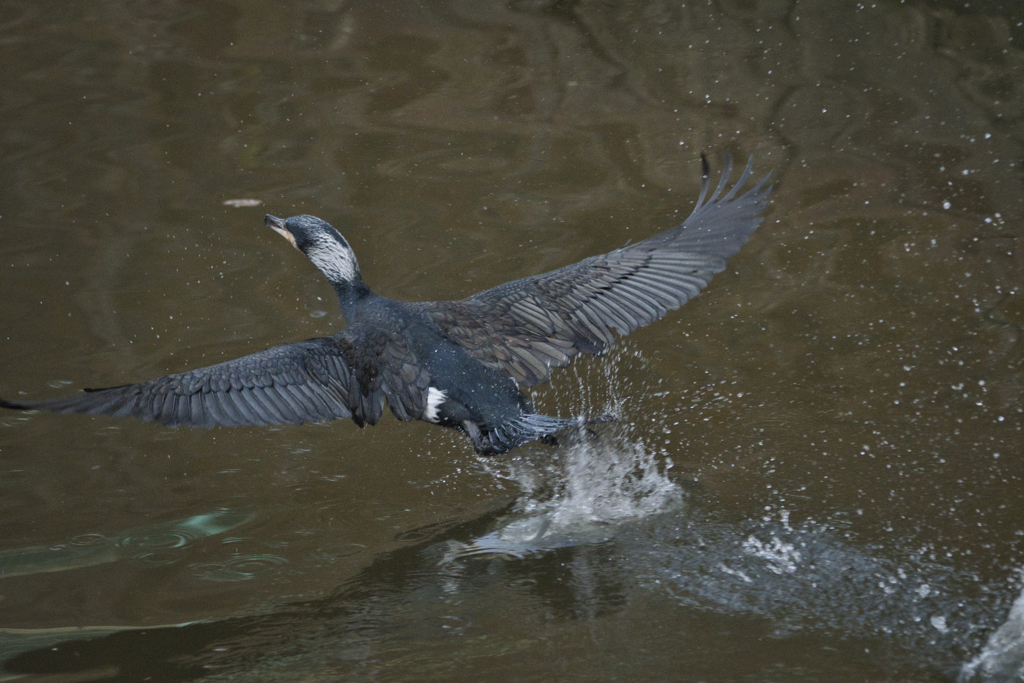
[1,155,772,454]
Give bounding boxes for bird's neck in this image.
[332,276,373,317]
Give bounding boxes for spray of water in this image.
[451,345,683,559]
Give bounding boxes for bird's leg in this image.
[463,420,498,456]
[462,420,482,449]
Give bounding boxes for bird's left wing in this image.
[417,154,772,386]
[0,336,363,428]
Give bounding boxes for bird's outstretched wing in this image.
[0,336,367,428]
[418,154,772,386]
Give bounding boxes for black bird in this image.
[0,155,771,454]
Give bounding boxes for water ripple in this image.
[0,509,255,578]
[191,555,289,582]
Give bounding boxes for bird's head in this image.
[265,214,361,287]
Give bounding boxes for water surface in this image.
[1,1,1023,681]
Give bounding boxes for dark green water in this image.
[1,1,1023,681]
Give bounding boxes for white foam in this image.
[960,575,1024,682]
[453,434,682,560]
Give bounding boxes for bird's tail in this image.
[484,413,578,455]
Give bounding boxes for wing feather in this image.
[0,336,367,429]
[416,154,772,386]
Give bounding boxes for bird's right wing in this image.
[0,336,370,428]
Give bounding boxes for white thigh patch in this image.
[424,387,447,423]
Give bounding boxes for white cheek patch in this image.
[309,237,358,284]
[424,387,447,423]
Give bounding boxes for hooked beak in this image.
[264,214,298,250]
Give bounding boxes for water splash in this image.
[610,508,1021,675]
[551,433,683,524]
[454,431,682,560]
[452,344,684,560]
[960,573,1024,682]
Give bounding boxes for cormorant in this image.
[0,155,772,454]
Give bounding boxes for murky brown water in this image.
[1,0,1023,680]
